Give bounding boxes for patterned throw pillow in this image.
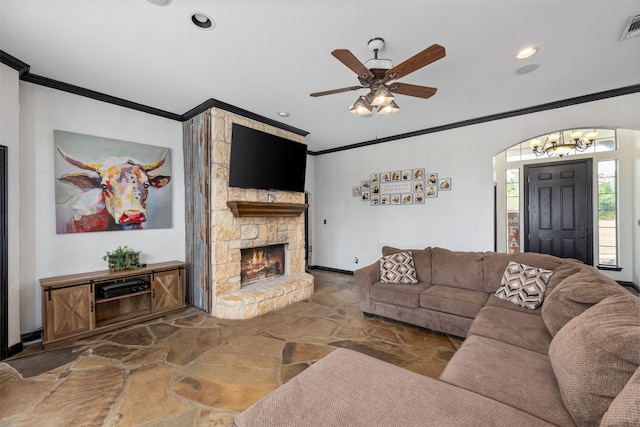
[379,251,418,284]
[495,261,553,309]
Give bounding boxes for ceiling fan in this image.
[310,38,446,115]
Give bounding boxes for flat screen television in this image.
[228,123,307,193]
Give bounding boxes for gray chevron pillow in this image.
[495,261,553,309]
[379,251,418,284]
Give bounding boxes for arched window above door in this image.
[505,128,616,162]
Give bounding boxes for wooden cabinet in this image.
[44,284,94,341]
[40,261,185,350]
[152,269,184,313]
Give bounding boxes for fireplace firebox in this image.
[240,244,285,286]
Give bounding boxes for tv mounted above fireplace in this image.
[229,123,308,193]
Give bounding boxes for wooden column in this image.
[182,111,211,312]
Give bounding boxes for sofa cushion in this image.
[549,294,640,427]
[420,285,488,318]
[379,251,418,284]
[468,305,552,354]
[543,262,582,296]
[382,246,432,283]
[233,348,558,427]
[541,267,628,336]
[431,247,485,291]
[494,261,552,309]
[599,365,640,427]
[439,335,576,427]
[370,282,430,308]
[483,252,567,293]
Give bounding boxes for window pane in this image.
[506,169,519,182]
[506,169,520,253]
[597,160,618,267]
[506,197,519,211]
[506,149,521,162]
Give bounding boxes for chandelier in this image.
[529,130,598,157]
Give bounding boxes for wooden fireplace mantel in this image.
[227,201,308,217]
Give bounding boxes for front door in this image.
[524,159,592,264]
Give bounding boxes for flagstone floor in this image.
[1,270,462,427]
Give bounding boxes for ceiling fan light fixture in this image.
[370,86,394,107]
[377,100,400,115]
[349,96,373,116]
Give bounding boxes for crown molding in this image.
[310,83,640,155]
[0,50,30,76]
[1,49,308,137]
[3,50,637,154]
[182,98,309,136]
[21,73,184,121]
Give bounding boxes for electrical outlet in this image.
[354,257,358,264]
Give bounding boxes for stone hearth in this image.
[208,108,313,319]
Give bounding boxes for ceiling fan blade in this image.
[389,82,438,99]
[385,44,446,80]
[332,49,374,80]
[310,86,363,97]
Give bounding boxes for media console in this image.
[40,261,186,350]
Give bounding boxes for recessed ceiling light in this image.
[277,112,290,118]
[191,13,215,30]
[516,46,538,60]
[147,0,171,5]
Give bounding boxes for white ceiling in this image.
[1,0,639,152]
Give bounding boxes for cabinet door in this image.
[152,269,184,313]
[44,284,94,341]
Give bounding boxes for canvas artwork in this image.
[54,130,173,234]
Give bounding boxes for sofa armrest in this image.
[354,261,380,313]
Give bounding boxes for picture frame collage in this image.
[352,168,451,206]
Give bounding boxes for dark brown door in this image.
[524,159,592,264]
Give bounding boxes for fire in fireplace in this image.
[240,244,285,286]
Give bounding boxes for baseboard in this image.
[617,280,639,293]
[308,265,354,275]
[8,341,23,358]
[21,328,42,343]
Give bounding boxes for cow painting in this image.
[54,133,172,234]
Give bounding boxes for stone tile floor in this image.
[1,270,463,427]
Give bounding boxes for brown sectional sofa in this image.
[233,247,639,427]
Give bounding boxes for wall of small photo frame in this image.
[352,168,451,206]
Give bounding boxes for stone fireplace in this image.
[202,107,314,320]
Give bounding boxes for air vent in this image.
[620,14,640,40]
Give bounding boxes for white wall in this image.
[311,93,640,273]
[1,63,21,348]
[19,83,185,334]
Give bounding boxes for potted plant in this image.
[103,246,141,271]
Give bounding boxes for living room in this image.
[1,1,640,425]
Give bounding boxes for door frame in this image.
[523,158,593,264]
[1,146,8,360]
